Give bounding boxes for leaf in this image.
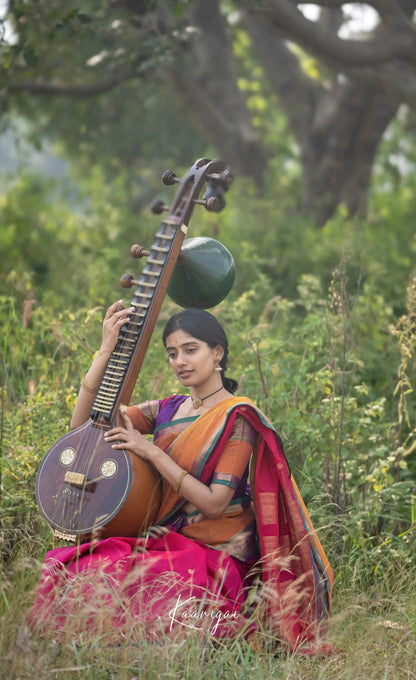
[23,47,39,67]
[77,12,93,24]
[169,1,190,18]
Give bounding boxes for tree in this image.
[2,0,416,224]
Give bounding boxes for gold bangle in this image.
[173,469,188,493]
[81,375,99,394]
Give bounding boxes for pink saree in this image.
[29,397,333,650]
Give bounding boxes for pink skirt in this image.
[28,531,257,642]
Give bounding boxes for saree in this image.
[29,396,333,650]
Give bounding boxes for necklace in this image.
[191,385,224,409]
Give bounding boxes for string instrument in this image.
[35,158,233,542]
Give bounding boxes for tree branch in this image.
[349,60,416,107]
[6,67,138,98]
[238,0,416,68]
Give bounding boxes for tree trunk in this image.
[304,83,398,224]
[240,8,399,224]
[159,0,399,224]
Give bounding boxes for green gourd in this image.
[168,237,235,309]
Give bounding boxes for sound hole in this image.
[60,448,76,466]
[100,459,118,478]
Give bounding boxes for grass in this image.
[1,522,416,680]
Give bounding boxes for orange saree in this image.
[130,394,334,648]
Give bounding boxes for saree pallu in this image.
[29,397,333,650]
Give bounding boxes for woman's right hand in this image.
[99,300,134,356]
[71,300,133,429]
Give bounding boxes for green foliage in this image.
[210,267,415,564]
[2,0,204,183]
[0,165,159,309]
[218,170,416,316]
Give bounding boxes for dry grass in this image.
[1,540,416,680]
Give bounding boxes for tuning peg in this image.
[162,170,180,186]
[150,199,169,215]
[193,196,222,212]
[130,244,150,259]
[207,167,233,188]
[120,273,140,289]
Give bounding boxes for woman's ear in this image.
[214,345,225,364]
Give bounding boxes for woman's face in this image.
[165,329,223,390]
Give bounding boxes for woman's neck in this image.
[190,384,225,409]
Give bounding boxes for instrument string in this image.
[93,218,176,423]
[54,421,104,534]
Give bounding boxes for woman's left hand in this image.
[104,408,155,461]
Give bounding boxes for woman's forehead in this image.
[165,329,202,349]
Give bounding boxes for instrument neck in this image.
[90,217,187,427]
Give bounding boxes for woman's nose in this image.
[175,352,187,366]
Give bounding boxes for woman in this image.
[30,302,333,651]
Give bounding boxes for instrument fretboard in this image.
[90,216,183,424]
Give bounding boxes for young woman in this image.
[30,302,333,651]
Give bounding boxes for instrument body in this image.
[35,420,161,540]
[35,158,232,541]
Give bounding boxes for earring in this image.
[215,366,222,372]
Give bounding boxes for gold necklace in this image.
[191,386,224,409]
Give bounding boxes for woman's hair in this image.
[162,308,238,394]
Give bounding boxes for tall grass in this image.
[1,523,415,680]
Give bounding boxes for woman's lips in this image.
[179,371,193,379]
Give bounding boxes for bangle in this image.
[173,469,188,493]
[81,375,99,394]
